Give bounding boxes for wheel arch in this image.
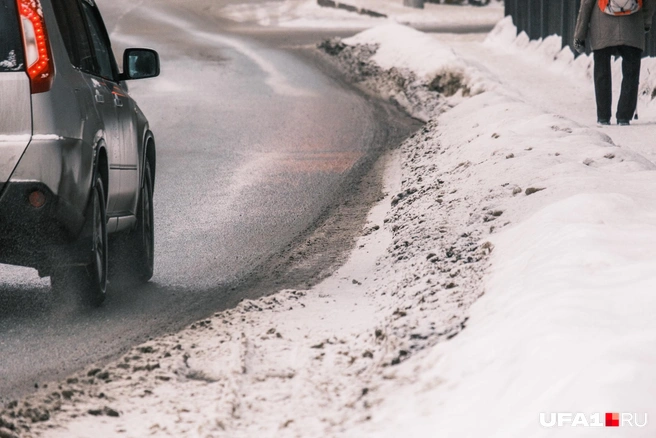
[143,131,156,190]
[93,141,109,205]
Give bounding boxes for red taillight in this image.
[17,0,53,94]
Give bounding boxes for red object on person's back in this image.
[598,0,643,16]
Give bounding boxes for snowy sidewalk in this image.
[449,23,656,161]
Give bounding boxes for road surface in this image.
[0,0,423,402]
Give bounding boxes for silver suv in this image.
[1,0,160,305]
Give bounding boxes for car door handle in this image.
[95,93,105,104]
[114,95,123,107]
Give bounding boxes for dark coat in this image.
[575,0,656,51]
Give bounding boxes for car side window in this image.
[0,0,25,72]
[51,0,95,72]
[79,2,116,81]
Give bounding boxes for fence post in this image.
[515,0,527,35]
[561,0,571,50]
[540,0,548,38]
[527,0,539,40]
[648,26,656,57]
[568,0,581,53]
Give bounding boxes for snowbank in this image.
[358,91,656,438]
[345,23,491,95]
[320,24,497,120]
[331,18,656,438]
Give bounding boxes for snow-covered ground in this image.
[220,0,503,29]
[3,9,656,438]
[335,22,656,438]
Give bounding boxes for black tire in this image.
[110,160,154,284]
[88,176,109,305]
[51,175,108,307]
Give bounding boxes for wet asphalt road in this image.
[0,1,492,402]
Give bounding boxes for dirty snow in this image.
[344,24,495,104]
[318,23,498,121]
[4,12,656,438]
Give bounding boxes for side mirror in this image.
[121,48,160,80]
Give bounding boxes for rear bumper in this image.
[0,135,93,272]
[0,181,87,272]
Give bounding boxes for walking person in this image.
[574,0,656,125]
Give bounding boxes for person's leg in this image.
[593,47,613,123]
[616,45,643,123]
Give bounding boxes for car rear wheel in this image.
[110,160,154,284]
[51,175,108,307]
